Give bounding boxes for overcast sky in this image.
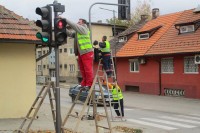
[1,0,200,23]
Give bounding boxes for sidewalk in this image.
[1,86,200,133]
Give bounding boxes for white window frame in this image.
[118,36,127,42]
[69,64,75,72]
[129,59,139,72]
[69,48,74,55]
[184,56,199,74]
[161,57,174,74]
[180,25,195,33]
[139,33,149,40]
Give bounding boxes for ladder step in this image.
[96,125,110,130]
[94,102,104,105]
[31,106,37,109]
[96,114,107,118]
[68,114,79,118]
[49,98,55,100]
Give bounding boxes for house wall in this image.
[116,55,200,99]
[0,43,36,118]
[116,57,160,95]
[161,54,200,99]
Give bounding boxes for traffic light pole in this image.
[53,1,61,133]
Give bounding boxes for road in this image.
[37,85,200,133]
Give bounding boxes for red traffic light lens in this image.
[57,20,63,29]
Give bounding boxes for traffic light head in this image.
[35,6,52,44]
[118,0,131,20]
[54,18,67,44]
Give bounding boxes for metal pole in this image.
[113,10,118,80]
[53,0,61,132]
[89,2,129,42]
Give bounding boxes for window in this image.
[161,58,174,73]
[180,25,194,33]
[69,64,75,72]
[43,50,46,55]
[139,33,149,40]
[47,65,49,69]
[184,56,199,73]
[70,48,74,54]
[43,65,46,69]
[64,64,67,69]
[129,59,139,72]
[60,64,62,69]
[118,36,127,42]
[64,48,67,53]
[37,51,42,58]
[60,49,62,53]
[38,65,42,71]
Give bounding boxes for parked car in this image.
[69,84,113,105]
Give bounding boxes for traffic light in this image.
[118,0,131,20]
[35,6,52,45]
[54,18,67,44]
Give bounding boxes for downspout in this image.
[158,59,162,95]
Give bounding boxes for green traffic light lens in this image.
[42,37,49,42]
[36,32,42,39]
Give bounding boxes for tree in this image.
[106,0,152,27]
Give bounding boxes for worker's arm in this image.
[66,19,88,35]
[66,30,75,38]
[99,42,106,48]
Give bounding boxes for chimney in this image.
[140,14,148,22]
[152,8,159,19]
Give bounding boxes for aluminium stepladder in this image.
[61,74,112,133]
[16,82,57,133]
[95,54,125,122]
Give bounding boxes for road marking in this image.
[124,108,134,111]
[161,116,200,124]
[175,115,200,121]
[127,119,177,130]
[141,118,196,128]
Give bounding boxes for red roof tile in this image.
[116,12,182,57]
[0,5,38,41]
[146,9,200,55]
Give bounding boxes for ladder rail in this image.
[18,82,57,133]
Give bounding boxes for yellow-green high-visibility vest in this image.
[77,31,92,50]
[111,86,123,100]
[101,41,111,52]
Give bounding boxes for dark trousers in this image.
[102,55,111,75]
[113,99,124,117]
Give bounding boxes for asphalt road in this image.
[37,85,200,133]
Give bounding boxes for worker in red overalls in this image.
[66,18,94,90]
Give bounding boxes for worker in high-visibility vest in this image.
[103,81,124,117]
[111,83,124,117]
[99,36,112,78]
[66,18,94,90]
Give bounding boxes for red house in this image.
[116,8,200,99]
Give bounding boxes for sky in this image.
[1,0,200,23]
